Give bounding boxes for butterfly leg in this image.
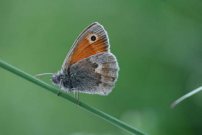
[57,80,62,96]
[77,91,80,105]
[74,91,80,105]
[73,91,76,98]
[57,90,61,96]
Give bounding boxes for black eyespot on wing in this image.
[91,35,96,41]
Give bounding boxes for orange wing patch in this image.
[69,34,108,65]
[62,22,110,68]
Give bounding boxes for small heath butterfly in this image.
[49,22,119,95]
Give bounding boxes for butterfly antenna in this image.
[35,73,53,77]
[171,86,202,108]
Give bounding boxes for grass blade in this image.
[171,86,202,108]
[0,60,145,135]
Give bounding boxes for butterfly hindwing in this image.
[69,52,119,95]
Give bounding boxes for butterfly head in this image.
[52,70,72,90]
[52,71,65,85]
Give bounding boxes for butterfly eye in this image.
[88,34,98,43]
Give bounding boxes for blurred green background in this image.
[1,0,202,135]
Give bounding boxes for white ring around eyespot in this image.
[87,34,98,44]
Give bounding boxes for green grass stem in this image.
[0,60,145,135]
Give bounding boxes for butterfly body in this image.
[52,22,119,95]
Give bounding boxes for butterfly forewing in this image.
[63,22,110,68]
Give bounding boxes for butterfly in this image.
[48,22,119,95]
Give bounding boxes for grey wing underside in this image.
[69,52,119,95]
